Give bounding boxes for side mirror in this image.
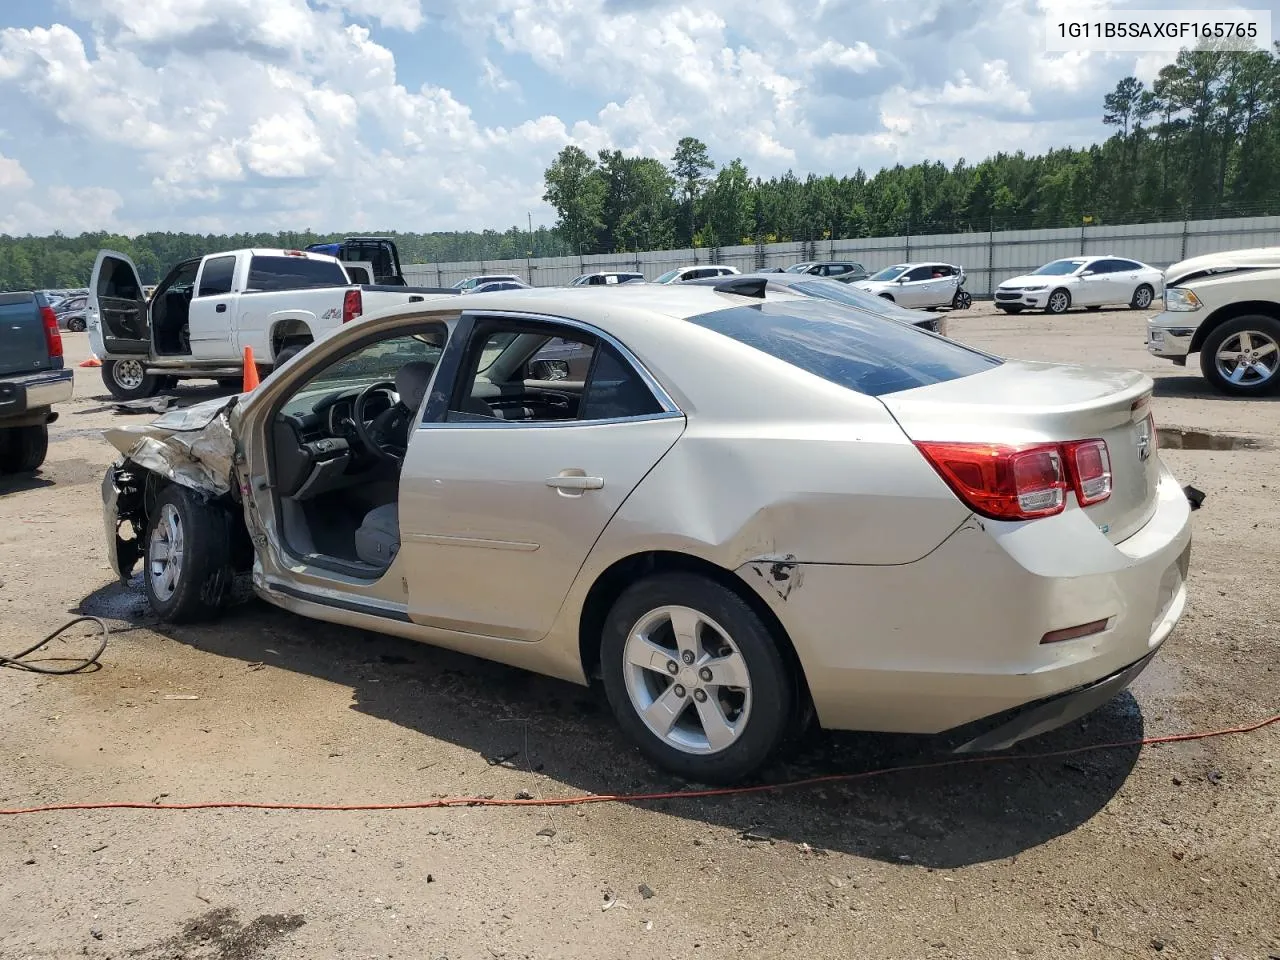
[897,277,906,284]
[1080,270,1094,277]
[530,358,570,381]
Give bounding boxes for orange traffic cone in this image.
[242,346,260,391]
[79,353,102,368]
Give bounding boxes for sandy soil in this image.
[1,306,1277,960]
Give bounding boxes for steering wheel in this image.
[352,381,407,464]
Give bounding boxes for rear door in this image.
[187,254,239,359]
[399,315,685,640]
[0,293,52,375]
[87,250,149,357]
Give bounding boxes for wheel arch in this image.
[1189,300,1280,354]
[269,317,316,359]
[576,550,814,710]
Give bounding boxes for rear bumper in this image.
[0,368,73,422]
[737,464,1193,739]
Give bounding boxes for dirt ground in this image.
[1,304,1278,960]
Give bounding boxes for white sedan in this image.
[855,263,970,310]
[995,256,1164,315]
[100,285,1194,782]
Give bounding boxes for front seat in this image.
[352,359,437,567]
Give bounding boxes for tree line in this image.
[2,44,1277,290]
[542,44,1280,253]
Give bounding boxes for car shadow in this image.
[76,581,1142,869]
[1152,375,1280,402]
[0,471,56,494]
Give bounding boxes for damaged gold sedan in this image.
[103,285,1193,782]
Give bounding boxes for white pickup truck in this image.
[88,248,454,400]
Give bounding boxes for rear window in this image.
[685,299,1001,397]
[247,256,348,292]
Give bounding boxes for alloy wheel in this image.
[1215,330,1280,387]
[1133,286,1153,309]
[1048,291,1070,314]
[622,605,752,755]
[148,503,185,602]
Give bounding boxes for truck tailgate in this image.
[0,293,52,376]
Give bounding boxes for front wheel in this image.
[1130,284,1155,309]
[1199,316,1280,397]
[1046,289,1071,314]
[951,289,972,310]
[102,358,160,401]
[600,572,794,783]
[143,484,235,623]
[67,317,87,332]
[0,425,48,473]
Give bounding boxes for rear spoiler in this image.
[712,277,769,298]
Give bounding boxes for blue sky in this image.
[0,0,1208,236]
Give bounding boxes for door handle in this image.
[545,475,604,491]
[216,303,227,313]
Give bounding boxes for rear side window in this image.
[580,343,663,420]
[198,256,236,296]
[247,256,348,292]
[686,300,1001,397]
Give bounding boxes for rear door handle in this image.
[216,303,227,313]
[545,475,604,491]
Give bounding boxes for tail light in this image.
[1063,439,1112,505]
[915,442,1067,520]
[342,288,362,324]
[915,437,1116,521]
[40,305,64,359]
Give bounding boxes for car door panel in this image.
[88,250,149,356]
[188,255,239,360]
[399,416,685,641]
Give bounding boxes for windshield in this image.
[654,269,679,284]
[869,265,908,281]
[1033,259,1087,276]
[280,331,446,416]
[784,263,811,273]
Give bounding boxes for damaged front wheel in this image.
[143,484,235,623]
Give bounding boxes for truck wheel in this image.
[143,484,234,623]
[0,425,49,474]
[599,572,794,784]
[273,345,303,369]
[102,358,160,401]
[1199,316,1280,397]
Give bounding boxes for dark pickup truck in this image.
[0,292,73,474]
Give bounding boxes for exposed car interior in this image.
[267,319,663,578]
[150,259,201,355]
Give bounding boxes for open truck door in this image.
[88,250,150,358]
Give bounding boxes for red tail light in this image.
[342,288,362,324]
[915,442,1067,520]
[40,305,64,358]
[1063,439,1112,505]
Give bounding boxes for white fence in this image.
[403,214,1280,296]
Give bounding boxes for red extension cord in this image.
[2,713,1276,817]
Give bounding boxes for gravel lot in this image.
[2,304,1278,960]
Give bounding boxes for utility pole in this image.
[527,212,534,285]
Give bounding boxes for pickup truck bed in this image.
[0,292,73,474]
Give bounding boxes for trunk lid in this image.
[0,293,53,376]
[880,360,1158,543]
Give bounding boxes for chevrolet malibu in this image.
[101,285,1193,782]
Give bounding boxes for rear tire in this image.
[102,358,160,401]
[1130,284,1155,310]
[142,484,234,623]
[273,343,306,370]
[1046,289,1071,314]
[67,317,86,332]
[0,425,48,474]
[600,572,793,784]
[951,289,972,310]
[1199,315,1280,397]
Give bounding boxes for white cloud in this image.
[0,0,1214,235]
[0,152,32,191]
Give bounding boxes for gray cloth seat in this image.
[354,502,400,566]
